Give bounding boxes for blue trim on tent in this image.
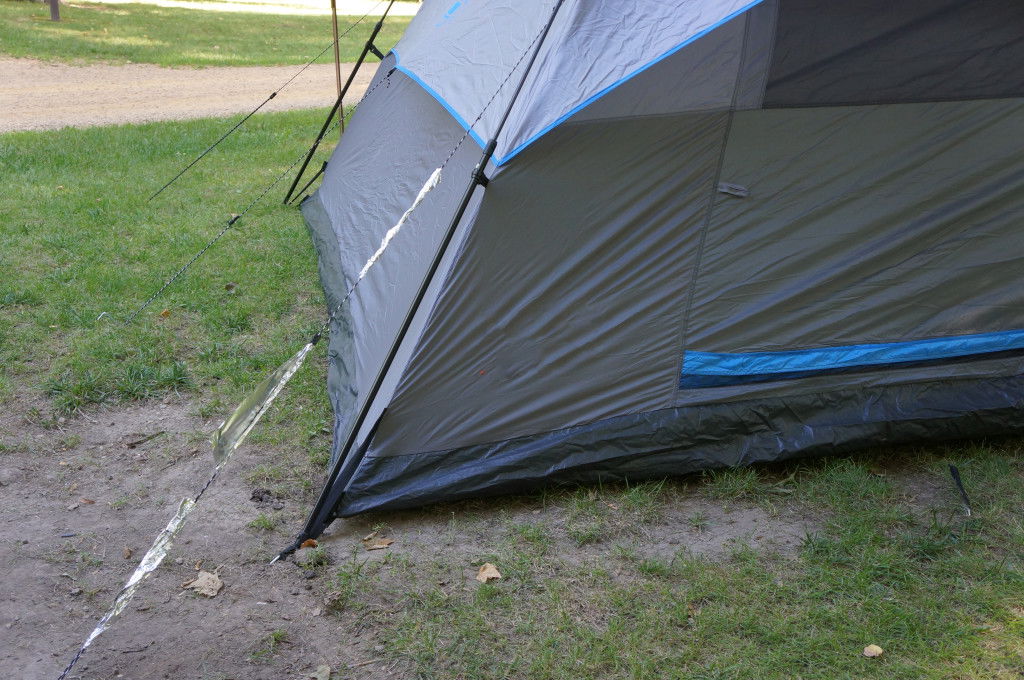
[391,48,489,151]
[390,0,764,166]
[682,329,1024,379]
[495,0,765,165]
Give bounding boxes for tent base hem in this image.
[332,369,1024,516]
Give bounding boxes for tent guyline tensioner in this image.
[147,0,387,202]
[276,0,570,561]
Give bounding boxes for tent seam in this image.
[390,2,766,166]
[670,8,755,405]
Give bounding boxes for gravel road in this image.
[1,57,373,133]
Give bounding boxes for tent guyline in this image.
[56,410,252,680]
[279,0,569,558]
[147,0,387,203]
[282,0,398,205]
[123,70,398,325]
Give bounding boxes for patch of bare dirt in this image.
[0,388,961,680]
[0,57,373,133]
[0,396,397,679]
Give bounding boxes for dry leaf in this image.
[300,538,319,549]
[123,547,133,560]
[363,537,393,551]
[194,559,203,571]
[362,530,378,542]
[310,664,331,680]
[81,498,95,505]
[476,563,502,583]
[182,570,223,597]
[862,644,884,658]
[159,309,170,318]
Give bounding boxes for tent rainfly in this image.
[293,0,1024,544]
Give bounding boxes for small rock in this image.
[69,588,83,596]
[303,570,317,580]
[250,488,273,503]
[66,504,78,511]
[175,557,184,565]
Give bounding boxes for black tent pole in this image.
[277,0,568,559]
[282,0,396,205]
[288,161,329,205]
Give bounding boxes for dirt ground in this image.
[0,388,832,680]
[1,57,373,133]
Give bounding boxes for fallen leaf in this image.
[310,664,330,680]
[476,563,502,583]
[362,530,378,542]
[123,547,133,560]
[863,644,884,658]
[182,570,224,598]
[300,538,318,549]
[159,309,170,318]
[194,559,203,571]
[80,498,95,505]
[363,537,393,551]
[605,502,619,510]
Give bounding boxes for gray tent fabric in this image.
[392,0,763,162]
[299,0,1024,528]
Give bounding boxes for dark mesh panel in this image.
[764,0,1024,107]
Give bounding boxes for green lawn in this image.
[0,109,337,452]
[0,0,410,66]
[369,452,1024,680]
[2,114,1023,679]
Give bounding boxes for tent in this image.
[294,0,1024,542]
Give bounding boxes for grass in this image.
[0,1,410,66]
[341,447,1024,679]
[250,628,289,660]
[0,108,336,446]
[3,106,1024,679]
